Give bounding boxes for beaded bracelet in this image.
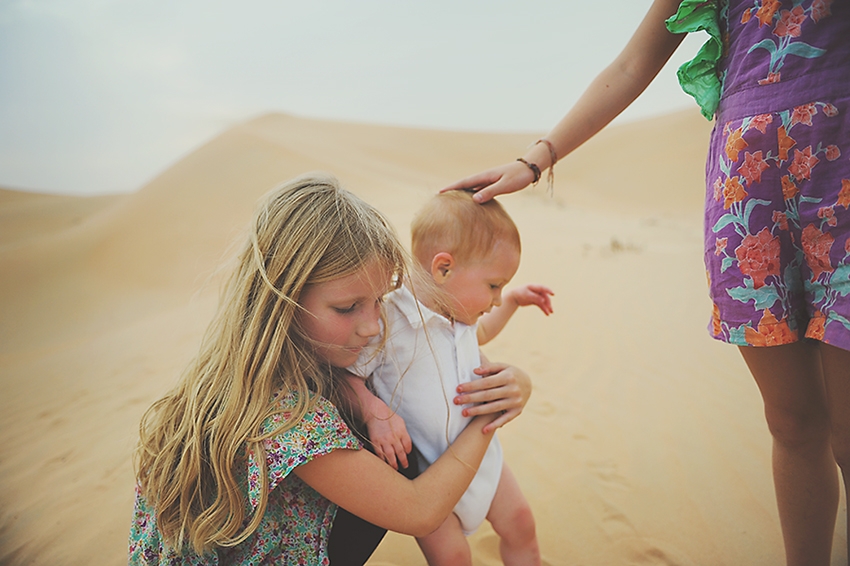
[516,158,541,184]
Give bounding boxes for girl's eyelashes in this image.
[333,295,385,315]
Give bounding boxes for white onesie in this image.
[350,285,503,535]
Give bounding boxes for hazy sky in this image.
[0,0,706,195]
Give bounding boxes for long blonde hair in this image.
[135,173,405,555]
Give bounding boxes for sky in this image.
[0,0,706,195]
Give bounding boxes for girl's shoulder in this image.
[261,389,358,452]
[247,389,361,508]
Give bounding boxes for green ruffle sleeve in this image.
[665,0,722,120]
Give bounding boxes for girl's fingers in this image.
[482,409,520,434]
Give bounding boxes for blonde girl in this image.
[128,173,531,564]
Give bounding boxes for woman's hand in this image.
[454,361,532,434]
[441,160,537,203]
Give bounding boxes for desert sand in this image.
[0,110,846,565]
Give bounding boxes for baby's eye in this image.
[333,304,357,314]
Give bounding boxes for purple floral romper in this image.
[694,0,850,349]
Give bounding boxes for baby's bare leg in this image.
[487,462,540,566]
[416,512,471,566]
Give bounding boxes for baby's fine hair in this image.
[135,173,405,555]
[411,189,520,266]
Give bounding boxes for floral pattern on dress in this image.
[128,391,362,565]
[706,100,850,347]
[739,0,831,85]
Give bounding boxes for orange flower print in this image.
[738,151,770,185]
[846,237,850,255]
[825,145,841,161]
[838,179,850,209]
[712,303,723,336]
[758,72,781,85]
[782,175,799,200]
[790,103,817,127]
[802,223,834,281]
[777,126,797,161]
[774,6,806,37]
[806,312,826,341]
[818,206,837,227]
[756,0,781,27]
[725,127,748,162]
[789,146,820,180]
[749,114,774,133]
[823,103,839,117]
[735,227,781,288]
[715,237,728,255]
[723,176,748,209]
[773,210,789,231]
[745,309,796,346]
[812,0,833,23]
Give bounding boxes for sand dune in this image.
[1,110,846,565]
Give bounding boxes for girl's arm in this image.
[477,284,554,345]
[443,0,686,203]
[455,359,532,434]
[342,373,412,470]
[294,414,498,537]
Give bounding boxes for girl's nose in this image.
[359,303,381,337]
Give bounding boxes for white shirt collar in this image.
[392,285,476,335]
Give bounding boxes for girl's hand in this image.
[506,284,554,316]
[441,161,536,203]
[366,405,413,471]
[454,361,532,434]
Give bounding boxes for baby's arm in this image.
[477,284,554,345]
[343,373,412,470]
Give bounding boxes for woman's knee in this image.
[763,405,831,448]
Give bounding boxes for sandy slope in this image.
[0,110,846,565]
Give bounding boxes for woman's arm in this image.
[293,414,498,537]
[444,0,687,203]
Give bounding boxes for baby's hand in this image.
[506,284,554,315]
[365,403,413,471]
[454,361,532,434]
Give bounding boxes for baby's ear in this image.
[430,252,455,284]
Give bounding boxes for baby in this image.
[349,190,552,565]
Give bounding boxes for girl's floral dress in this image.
[128,391,362,565]
[673,0,850,349]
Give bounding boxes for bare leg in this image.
[821,343,850,564]
[487,463,540,566]
[416,512,471,566]
[739,341,838,566]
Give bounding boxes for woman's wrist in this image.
[522,141,554,171]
